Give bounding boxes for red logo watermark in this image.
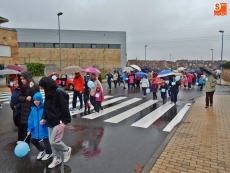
[214,3,227,16]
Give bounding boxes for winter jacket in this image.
[122,74,128,81]
[28,92,48,139]
[204,75,217,92]
[140,78,149,88]
[159,85,168,98]
[10,87,21,117]
[18,71,40,125]
[94,87,104,102]
[187,74,193,83]
[198,77,204,85]
[129,75,135,84]
[169,80,180,92]
[150,83,158,92]
[113,73,118,80]
[73,75,85,92]
[106,73,113,83]
[90,79,103,96]
[39,77,71,127]
[181,76,188,86]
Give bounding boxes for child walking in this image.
[27,92,53,160]
[39,77,71,169]
[159,82,168,104]
[140,75,149,97]
[94,86,104,113]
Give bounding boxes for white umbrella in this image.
[177,67,186,72]
[0,69,21,75]
[215,70,221,74]
[130,64,141,71]
[122,67,133,73]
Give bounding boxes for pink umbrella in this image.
[82,67,101,74]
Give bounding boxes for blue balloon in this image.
[14,142,29,157]
[175,76,180,81]
[146,88,150,94]
[87,81,95,88]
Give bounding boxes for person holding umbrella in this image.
[202,69,217,108]
[169,75,181,104]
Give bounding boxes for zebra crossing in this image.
[0,91,191,132]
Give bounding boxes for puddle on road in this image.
[3,141,16,152]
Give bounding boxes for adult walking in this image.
[18,71,40,144]
[105,72,113,91]
[39,77,71,168]
[70,72,84,111]
[169,75,180,104]
[203,71,217,108]
[90,73,103,112]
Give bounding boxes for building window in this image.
[91,44,96,48]
[35,43,45,48]
[18,42,27,47]
[74,44,82,48]
[109,44,120,49]
[26,43,34,48]
[54,43,59,48]
[82,44,91,48]
[61,43,66,48]
[96,44,103,48]
[0,45,11,57]
[66,43,73,48]
[103,44,108,48]
[44,43,53,48]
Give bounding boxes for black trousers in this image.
[153,92,157,99]
[13,114,20,127]
[90,96,96,108]
[72,90,83,109]
[31,138,52,154]
[94,101,102,112]
[206,91,215,106]
[18,123,31,144]
[113,80,117,87]
[142,87,147,96]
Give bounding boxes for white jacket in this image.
[140,78,149,88]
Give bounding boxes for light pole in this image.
[57,12,63,69]
[145,45,148,65]
[219,30,224,84]
[210,49,214,63]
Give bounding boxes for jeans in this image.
[171,91,179,103]
[108,81,112,89]
[48,124,68,158]
[142,87,147,96]
[31,138,52,154]
[72,90,83,109]
[206,91,215,106]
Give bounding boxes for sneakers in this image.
[63,147,72,163]
[37,151,45,160]
[48,157,62,168]
[70,108,77,111]
[42,153,53,160]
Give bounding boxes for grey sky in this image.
[1,0,230,61]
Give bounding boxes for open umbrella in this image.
[152,78,165,85]
[157,70,174,78]
[187,69,196,73]
[152,68,160,73]
[5,65,25,72]
[60,66,82,75]
[130,64,141,71]
[141,66,152,72]
[199,67,217,79]
[82,67,101,74]
[177,67,185,72]
[0,69,21,75]
[135,72,149,78]
[122,67,133,73]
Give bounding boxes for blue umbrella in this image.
[135,72,149,78]
[187,69,196,73]
[157,70,174,78]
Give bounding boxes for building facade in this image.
[16,28,126,69]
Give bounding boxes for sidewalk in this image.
[217,79,230,86]
[149,95,230,173]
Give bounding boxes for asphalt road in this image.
[0,84,229,173]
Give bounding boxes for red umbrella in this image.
[5,65,25,72]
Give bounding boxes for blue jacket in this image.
[10,87,21,117]
[122,74,127,81]
[28,92,48,139]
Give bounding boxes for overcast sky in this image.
[1,0,230,61]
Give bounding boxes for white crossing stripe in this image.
[131,102,175,128]
[104,100,158,123]
[83,98,141,119]
[69,95,114,109]
[163,103,191,132]
[70,96,126,116]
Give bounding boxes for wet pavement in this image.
[0,84,229,173]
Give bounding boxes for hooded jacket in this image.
[18,71,40,125]
[94,86,104,102]
[27,92,48,139]
[39,77,71,127]
[204,74,217,92]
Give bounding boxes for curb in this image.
[141,101,196,173]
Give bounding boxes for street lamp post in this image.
[219,30,224,84]
[210,49,214,63]
[145,45,148,65]
[57,12,63,69]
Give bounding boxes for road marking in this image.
[104,100,158,123]
[70,96,126,116]
[131,102,175,128]
[163,103,191,132]
[83,98,141,119]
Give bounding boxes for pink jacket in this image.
[187,74,193,83]
[181,76,188,85]
[129,75,134,84]
[94,87,104,102]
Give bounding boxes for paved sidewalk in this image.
[150,95,230,173]
[217,79,230,86]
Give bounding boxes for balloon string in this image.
[24,135,29,142]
